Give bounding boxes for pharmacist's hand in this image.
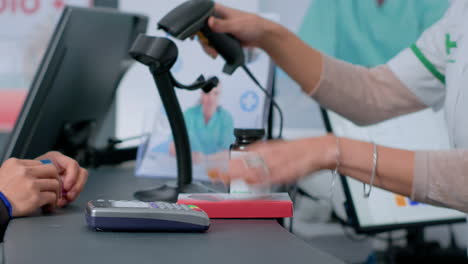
[200,3,272,58]
[35,151,88,207]
[0,158,60,217]
[220,136,337,185]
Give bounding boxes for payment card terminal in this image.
[85,200,210,232]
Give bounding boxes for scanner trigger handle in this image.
[200,25,245,75]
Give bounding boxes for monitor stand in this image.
[375,227,466,264]
[54,120,139,168]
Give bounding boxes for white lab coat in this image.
[387,0,468,253]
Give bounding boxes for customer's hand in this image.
[0,158,60,217]
[200,3,274,57]
[35,151,88,207]
[218,136,337,185]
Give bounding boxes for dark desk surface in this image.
[4,165,343,264]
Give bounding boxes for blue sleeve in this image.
[0,192,11,242]
[183,107,203,153]
[219,110,235,151]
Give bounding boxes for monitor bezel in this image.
[1,8,71,162]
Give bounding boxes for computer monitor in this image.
[0,0,118,150]
[323,109,465,234]
[1,6,148,164]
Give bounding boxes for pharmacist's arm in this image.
[207,4,427,126]
[223,137,468,214]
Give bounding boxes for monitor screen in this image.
[325,109,465,233]
[1,6,148,164]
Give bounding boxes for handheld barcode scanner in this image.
[158,0,245,75]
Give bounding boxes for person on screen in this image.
[169,82,235,163]
[0,151,87,240]
[201,2,468,215]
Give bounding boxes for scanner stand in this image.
[129,35,221,203]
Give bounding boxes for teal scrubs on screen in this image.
[184,105,235,155]
[299,0,448,66]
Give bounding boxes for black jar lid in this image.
[234,128,265,138]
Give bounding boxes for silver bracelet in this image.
[363,142,378,198]
[330,136,341,196]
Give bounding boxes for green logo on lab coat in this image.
[446,34,457,55]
